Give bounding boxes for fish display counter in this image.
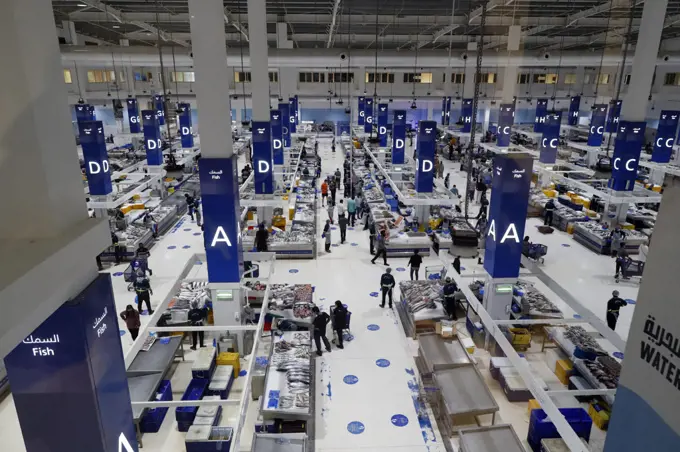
[385,231,431,257]
[396,280,451,338]
[573,222,647,255]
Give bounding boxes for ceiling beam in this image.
[224,8,249,42]
[468,0,515,24]
[326,0,342,48]
[483,24,556,51]
[417,24,461,49]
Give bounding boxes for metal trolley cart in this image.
[615,257,645,282]
[329,306,352,345]
[526,244,548,264]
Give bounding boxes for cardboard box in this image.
[436,320,456,338]
[509,328,531,346]
[555,359,573,385]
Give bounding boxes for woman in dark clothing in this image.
[332,301,348,349]
[120,305,141,340]
[255,223,269,252]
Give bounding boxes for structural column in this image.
[189,0,244,336]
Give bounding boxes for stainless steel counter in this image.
[418,333,471,374]
[433,366,499,418]
[127,336,183,373]
[458,424,525,452]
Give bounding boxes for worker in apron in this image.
[606,290,628,331]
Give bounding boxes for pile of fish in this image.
[294,204,315,223]
[272,332,312,408]
[574,221,613,239]
[145,206,176,225]
[515,280,562,315]
[269,284,314,312]
[363,186,385,203]
[295,186,316,204]
[583,359,620,389]
[400,280,443,313]
[597,355,622,379]
[119,225,149,245]
[291,222,314,236]
[563,326,608,356]
[171,281,211,311]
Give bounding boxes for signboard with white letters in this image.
[270,109,284,165]
[126,98,141,133]
[534,98,548,133]
[497,104,514,148]
[154,94,165,125]
[588,104,608,147]
[568,96,581,126]
[461,99,473,133]
[142,110,163,166]
[652,110,680,163]
[79,120,113,196]
[364,98,374,134]
[608,121,645,192]
[606,99,622,133]
[539,112,562,164]
[358,97,365,126]
[178,103,194,148]
[378,103,388,147]
[252,121,274,194]
[392,110,407,164]
[415,120,437,192]
[279,103,291,147]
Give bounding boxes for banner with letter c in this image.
[652,110,680,163]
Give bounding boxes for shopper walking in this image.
[338,214,348,244]
[371,230,389,265]
[443,277,459,320]
[329,178,337,205]
[327,202,335,225]
[379,267,396,308]
[135,243,152,275]
[368,220,376,255]
[194,200,202,227]
[188,300,207,349]
[332,301,348,349]
[323,220,332,252]
[312,306,332,356]
[477,193,489,219]
[444,174,450,189]
[614,248,629,280]
[321,180,329,206]
[334,168,342,186]
[185,193,196,220]
[438,160,445,179]
[120,305,141,340]
[347,197,357,227]
[407,250,423,280]
[606,290,628,331]
[112,232,123,264]
[337,199,346,218]
[609,226,627,257]
[255,223,269,252]
[475,178,486,203]
[544,198,556,227]
[133,270,154,315]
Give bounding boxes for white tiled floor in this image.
[0,137,637,451]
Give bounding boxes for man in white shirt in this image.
[638,241,649,263]
[337,199,346,218]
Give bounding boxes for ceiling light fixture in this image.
[112,25,121,29]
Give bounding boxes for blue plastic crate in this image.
[176,378,210,423]
[177,420,194,432]
[527,408,592,452]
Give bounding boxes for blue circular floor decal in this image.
[613,352,625,359]
[167,245,177,249]
[376,359,391,368]
[369,292,379,297]
[625,299,637,305]
[239,370,247,377]
[332,244,340,247]
[391,414,409,427]
[113,272,123,277]
[193,232,202,236]
[351,242,358,246]
[460,266,466,271]
[289,269,299,273]
[367,324,380,331]
[348,227,355,230]
[331,227,338,230]
[184,228,192,231]
[562,244,571,247]
[343,375,359,385]
[182,245,191,249]
[573,314,582,319]
[347,421,365,435]
[396,267,406,272]
[119,330,126,336]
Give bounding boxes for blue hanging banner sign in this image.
[364,97,374,134]
[252,121,274,194]
[75,104,91,123]
[415,121,437,193]
[534,98,548,132]
[588,104,608,146]
[539,111,562,164]
[652,110,680,163]
[142,110,163,166]
[608,121,646,192]
[88,105,96,120]
[441,97,447,126]
[178,103,194,148]
[496,104,515,148]
[568,96,581,126]
[294,95,300,124]
[358,97,365,125]
[392,110,407,165]
[461,99,473,133]
[484,153,533,279]
[198,158,244,283]
[606,99,622,133]
[336,121,351,136]
[444,96,452,126]
[377,103,388,147]
[154,94,165,125]
[270,110,284,165]
[288,97,297,134]
[279,102,291,147]
[5,274,138,452]
[79,120,113,196]
[126,99,141,133]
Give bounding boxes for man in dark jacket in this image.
[379,267,396,308]
[112,232,123,264]
[606,290,628,331]
[407,250,423,280]
[255,223,269,252]
[544,199,556,226]
[135,243,152,275]
[188,300,208,349]
[329,178,337,205]
[133,271,153,314]
[332,301,348,349]
[185,193,196,220]
[312,306,331,356]
[443,277,459,320]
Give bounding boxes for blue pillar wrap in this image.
[294,95,300,124]
[539,112,562,164]
[126,98,141,133]
[461,99,473,133]
[288,98,297,134]
[79,121,113,196]
[75,104,91,123]
[279,103,291,147]
[336,121,350,136]
[252,121,274,194]
[606,100,622,133]
[568,96,581,126]
[415,121,437,193]
[5,274,138,452]
[652,111,680,163]
[588,104,608,146]
[377,103,388,146]
[484,154,533,279]
[364,97,374,134]
[88,105,96,120]
[358,96,365,125]
[142,110,163,166]
[445,96,452,126]
[534,98,548,132]
[608,121,646,192]
[199,158,244,283]
[392,110,407,164]
[154,94,165,125]
[178,103,194,148]
[441,97,447,125]
[270,110,284,165]
[496,104,515,148]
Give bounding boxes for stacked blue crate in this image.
[140,380,173,433]
[527,408,592,452]
[206,365,235,400]
[176,378,210,432]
